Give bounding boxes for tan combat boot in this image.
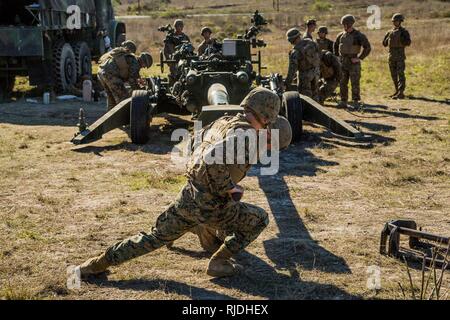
[191,225,222,254]
[206,245,242,278]
[78,253,111,278]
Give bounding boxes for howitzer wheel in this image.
[73,42,92,81]
[282,91,303,142]
[52,42,77,93]
[130,90,150,144]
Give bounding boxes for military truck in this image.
[71,11,365,146]
[0,0,126,101]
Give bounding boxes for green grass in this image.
[121,171,187,192]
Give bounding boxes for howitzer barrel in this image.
[207,83,229,105]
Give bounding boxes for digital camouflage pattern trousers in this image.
[102,183,269,266]
[298,68,319,101]
[318,78,339,103]
[340,59,361,102]
[389,59,406,94]
[97,70,130,110]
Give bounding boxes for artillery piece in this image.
[72,11,364,146]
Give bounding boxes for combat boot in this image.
[78,253,111,278]
[337,100,348,108]
[206,244,243,278]
[191,225,222,253]
[394,92,405,99]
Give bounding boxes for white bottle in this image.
[82,80,92,102]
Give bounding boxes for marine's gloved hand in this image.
[227,185,244,202]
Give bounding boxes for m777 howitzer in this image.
[71,11,367,146]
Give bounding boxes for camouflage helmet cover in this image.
[201,27,212,35]
[121,40,137,53]
[241,87,280,124]
[138,52,153,68]
[269,116,292,150]
[341,14,356,25]
[286,28,301,42]
[174,19,184,28]
[318,26,328,34]
[392,13,404,22]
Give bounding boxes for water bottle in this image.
[43,92,50,105]
[82,80,92,102]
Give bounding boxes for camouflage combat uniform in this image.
[303,31,313,40]
[318,51,342,104]
[164,33,191,81]
[334,29,371,102]
[317,38,334,52]
[82,114,269,269]
[97,48,141,110]
[198,38,217,56]
[382,26,411,97]
[285,38,321,100]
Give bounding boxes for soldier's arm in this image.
[358,33,371,60]
[128,59,141,90]
[401,29,412,46]
[328,40,334,53]
[164,42,174,59]
[334,34,341,56]
[382,32,390,47]
[285,50,298,86]
[332,56,342,80]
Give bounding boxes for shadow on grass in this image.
[407,95,450,106]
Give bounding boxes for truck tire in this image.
[0,75,15,102]
[130,90,150,145]
[282,91,303,142]
[52,42,77,93]
[73,42,92,81]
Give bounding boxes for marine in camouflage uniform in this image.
[285,28,321,100]
[97,50,152,110]
[334,15,371,106]
[77,88,281,278]
[197,27,218,56]
[164,19,191,83]
[318,50,342,104]
[382,13,411,99]
[303,19,317,40]
[316,26,334,52]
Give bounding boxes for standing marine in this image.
[334,15,371,107]
[318,50,342,104]
[97,47,153,110]
[316,26,334,52]
[164,19,191,82]
[197,27,217,56]
[285,28,321,100]
[382,13,411,99]
[303,19,317,40]
[76,88,283,278]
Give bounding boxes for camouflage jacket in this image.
[303,31,313,40]
[164,32,191,59]
[382,27,411,61]
[99,53,141,90]
[285,38,321,85]
[197,38,217,56]
[334,29,371,60]
[186,114,256,200]
[317,38,334,52]
[320,51,342,81]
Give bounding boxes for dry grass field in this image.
[0,0,449,300]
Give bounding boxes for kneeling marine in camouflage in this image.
[77,88,282,278]
[318,50,342,104]
[97,48,152,110]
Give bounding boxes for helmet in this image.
[121,40,137,53]
[240,87,280,124]
[306,19,317,26]
[341,14,356,25]
[138,52,153,68]
[269,116,292,150]
[174,19,184,28]
[286,28,301,42]
[201,27,212,35]
[318,26,328,34]
[392,13,404,22]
